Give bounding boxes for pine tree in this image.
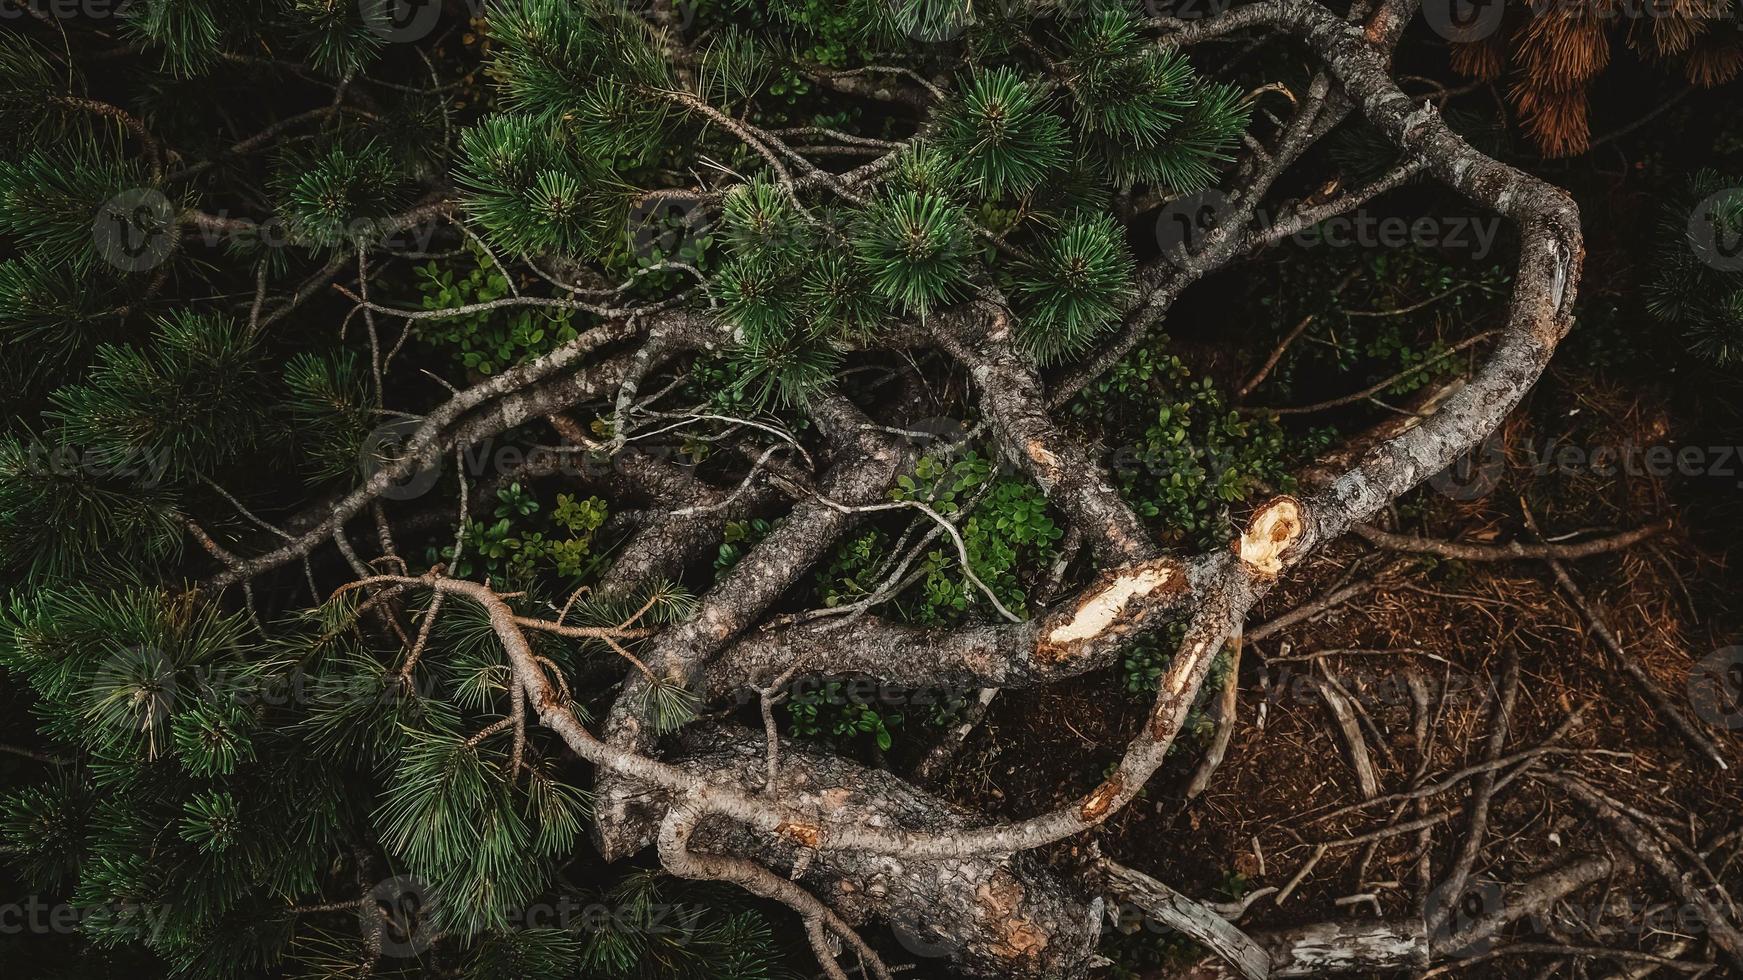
[0,1,1639,979]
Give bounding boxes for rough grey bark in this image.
[207,0,1617,974]
[931,305,1157,565]
[592,394,918,859]
[660,728,1102,979]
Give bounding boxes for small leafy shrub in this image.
[415,240,582,377]
[427,484,609,585]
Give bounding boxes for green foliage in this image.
[726,329,843,409]
[1119,631,1229,756]
[0,432,184,581]
[715,517,773,574]
[1066,12,1248,190]
[884,0,976,44]
[0,141,168,267]
[1012,211,1136,363]
[287,0,385,78]
[429,486,611,585]
[936,67,1070,198]
[0,776,88,892]
[1248,248,1512,403]
[0,4,1288,976]
[1647,171,1743,366]
[375,726,590,937]
[1074,345,1296,548]
[414,239,582,376]
[803,250,883,340]
[569,870,794,979]
[786,682,901,751]
[854,190,973,316]
[282,351,375,486]
[741,0,884,75]
[0,254,133,370]
[873,451,1064,621]
[457,116,622,260]
[46,311,268,483]
[485,0,673,118]
[721,180,810,269]
[0,33,69,144]
[718,255,804,343]
[638,677,702,736]
[273,140,415,249]
[121,0,233,75]
[698,28,772,109]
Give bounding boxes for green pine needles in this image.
[1014,211,1136,363]
[1648,171,1743,366]
[0,2,1266,976]
[274,141,415,249]
[457,117,619,259]
[936,67,1070,197]
[854,189,975,316]
[439,0,1248,403]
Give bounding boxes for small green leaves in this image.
[854,190,973,316]
[1014,211,1136,363]
[936,67,1069,198]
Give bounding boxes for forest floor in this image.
[921,355,1743,976]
